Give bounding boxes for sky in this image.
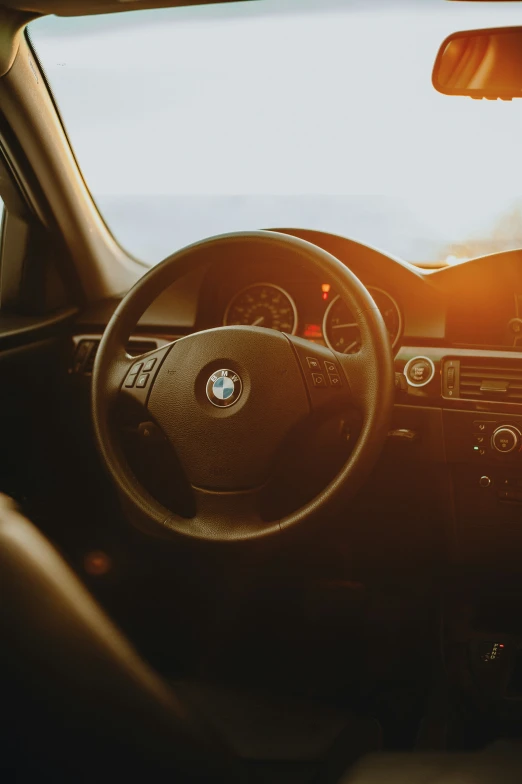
[29,0,522,264]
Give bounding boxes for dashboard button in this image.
[491,426,520,454]
[407,360,431,384]
[324,360,337,374]
[473,420,496,434]
[307,357,321,371]
[131,361,143,375]
[136,374,149,389]
[312,373,326,387]
[404,356,435,387]
[125,374,138,388]
[328,373,342,387]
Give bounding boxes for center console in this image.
[389,344,522,742]
[392,346,522,571]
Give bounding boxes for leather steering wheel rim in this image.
[92,231,394,542]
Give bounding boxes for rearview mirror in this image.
[433,27,522,99]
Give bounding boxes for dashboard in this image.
[75,227,522,400]
[73,228,522,571]
[192,229,522,355]
[191,228,444,348]
[74,226,522,375]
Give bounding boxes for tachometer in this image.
[323,286,402,354]
[224,283,298,334]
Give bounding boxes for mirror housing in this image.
[433,27,522,100]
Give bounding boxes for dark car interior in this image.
[3,0,522,782]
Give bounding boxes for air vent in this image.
[457,358,522,402]
[72,337,159,375]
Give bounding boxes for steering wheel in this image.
[92,231,394,542]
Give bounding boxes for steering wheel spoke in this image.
[285,334,351,415]
[119,343,175,406]
[189,485,275,540]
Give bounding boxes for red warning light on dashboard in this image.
[321,283,331,301]
[304,324,322,340]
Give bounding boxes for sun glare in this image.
[30,1,522,263]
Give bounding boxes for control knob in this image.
[491,425,521,455]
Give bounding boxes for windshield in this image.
[29,0,522,267]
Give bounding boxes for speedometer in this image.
[224,283,298,334]
[323,286,402,354]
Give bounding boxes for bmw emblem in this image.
[206,369,242,408]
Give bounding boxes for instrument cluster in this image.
[223,280,403,353]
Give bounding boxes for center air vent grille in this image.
[72,338,159,375]
[457,359,522,402]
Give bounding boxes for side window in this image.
[0,153,53,313]
[0,173,71,314]
[0,202,30,310]
[0,153,71,314]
